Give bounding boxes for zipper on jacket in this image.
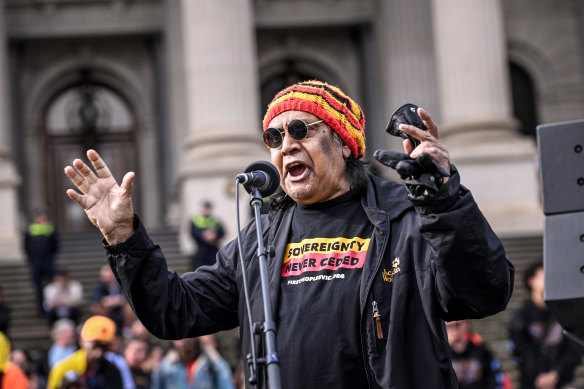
[360,212,391,388]
[372,300,384,339]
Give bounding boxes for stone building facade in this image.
[1,0,583,260]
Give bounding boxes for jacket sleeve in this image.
[105,216,240,339]
[416,169,515,320]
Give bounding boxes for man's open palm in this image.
[64,149,135,244]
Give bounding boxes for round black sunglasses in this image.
[263,119,324,149]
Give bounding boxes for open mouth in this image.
[288,163,308,178]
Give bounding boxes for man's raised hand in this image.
[64,149,135,244]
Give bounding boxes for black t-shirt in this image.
[277,191,373,388]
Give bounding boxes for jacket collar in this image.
[362,173,412,226]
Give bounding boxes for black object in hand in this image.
[386,103,426,148]
[374,150,450,200]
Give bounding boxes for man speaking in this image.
[64,80,514,388]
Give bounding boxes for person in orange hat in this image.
[48,315,123,389]
[0,331,29,389]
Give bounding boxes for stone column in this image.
[0,0,23,261]
[376,0,440,152]
[430,0,542,236]
[167,0,268,252]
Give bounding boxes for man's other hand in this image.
[64,149,135,244]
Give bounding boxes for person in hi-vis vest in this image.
[190,201,224,270]
[24,210,58,315]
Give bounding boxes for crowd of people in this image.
[1,315,238,389]
[0,261,240,389]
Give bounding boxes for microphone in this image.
[237,161,280,197]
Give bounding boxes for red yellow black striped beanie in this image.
[262,80,366,158]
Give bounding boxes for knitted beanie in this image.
[262,80,366,158]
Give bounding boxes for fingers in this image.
[65,188,87,209]
[73,157,98,184]
[87,149,113,179]
[398,114,451,175]
[400,123,435,146]
[418,107,439,138]
[414,146,450,176]
[64,165,92,195]
[411,143,448,160]
[403,139,414,155]
[120,172,135,199]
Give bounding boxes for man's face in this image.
[55,274,68,288]
[529,267,545,299]
[124,340,148,369]
[100,265,115,284]
[201,205,212,217]
[445,320,469,346]
[172,338,199,363]
[267,110,352,205]
[58,325,77,346]
[35,214,49,224]
[82,340,109,367]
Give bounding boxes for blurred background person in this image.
[123,337,152,389]
[10,346,46,388]
[48,315,123,389]
[190,201,224,270]
[0,331,29,389]
[128,319,150,341]
[151,335,233,389]
[509,261,581,389]
[105,333,135,389]
[90,265,126,333]
[24,209,59,315]
[127,319,165,375]
[48,319,78,369]
[446,319,511,389]
[43,269,83,326]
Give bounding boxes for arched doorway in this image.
[44,71,139,233]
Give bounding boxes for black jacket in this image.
[106,171,514,388]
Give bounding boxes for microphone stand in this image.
[247,186,282,389]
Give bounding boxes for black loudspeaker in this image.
[543,212,584,334]
[538,120,584,337]
[537,120,584,215]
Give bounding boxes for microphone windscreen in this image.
[243,161,280,197]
